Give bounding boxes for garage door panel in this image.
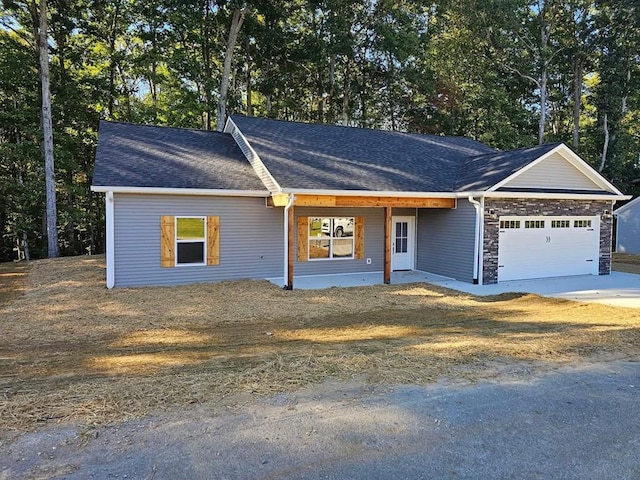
[498,216,599,282]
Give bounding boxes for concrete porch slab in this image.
[266,270,455,290]
[267,271,640,308]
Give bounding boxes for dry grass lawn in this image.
[1,255,639,432]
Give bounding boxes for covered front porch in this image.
[271,193,458,289]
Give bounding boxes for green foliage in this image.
[0,0,638,261]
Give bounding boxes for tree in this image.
[33,0,58,257]
[216,3,247,131]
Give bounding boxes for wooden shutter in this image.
[354,217,365,259]
[297,216,308,262]
[160,216,175,267]
[207,216,220,266]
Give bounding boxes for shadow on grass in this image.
[1,255,640,430]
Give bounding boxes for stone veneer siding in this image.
[482,199,614,284]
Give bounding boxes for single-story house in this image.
[614,196,640,254]
[91,115,629,289]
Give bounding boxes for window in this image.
[500,220,520,229]
[525,220,545,229]
[176,217,206,265]
[574,219,592,228]
[160,216,219,268]
[308,217,354,260]
[551,220,570,228]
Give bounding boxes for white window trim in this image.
[308,217,355,261]
[175,216,207,267]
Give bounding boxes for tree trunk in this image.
[342,64,350,126]
[572,57,583,151]
[621,66,630,115]
[36,0,59,257]
[538,62,548,145]
[328,54,335,123]
[203,0,212,130]
[245,35,253,116]
[22,231,31,261]
[599,112,609,173]
[216,6,247,131]
[107,1,121,119]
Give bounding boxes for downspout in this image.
[467,196,482,285]
[105,191,115,289]
[283,193,295,289]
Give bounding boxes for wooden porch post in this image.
[286,205,294,289]
[384,206,392,284]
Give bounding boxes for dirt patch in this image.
[613,253,640,274]
[1,255,639,432]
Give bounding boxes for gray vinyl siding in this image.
[616,204,640,254]
[113,194,283,287]
[503,152,602,190]
[392,208,417,216]
[416,201,476,282]
[296,207,384,276]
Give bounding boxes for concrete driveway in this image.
[272,271,640,308]
[431,271,640,308]
[2,360,639,479]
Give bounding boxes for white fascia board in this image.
[481,191,631,201]
[227,117,282,193]
[487,143,624,195]
[614,196,640,215]
[280,188,457,198]
[90,186,270,197]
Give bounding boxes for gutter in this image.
[283,193,295,289]
[467,191,631,201]
[467,196,483,285]
[90,186,270,197]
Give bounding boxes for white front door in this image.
[391,216,415,271]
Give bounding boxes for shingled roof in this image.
[92,121,267,191]
[230,115,497,192]
[94,117,597,195]
[455,143,562,191]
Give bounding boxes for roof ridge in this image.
[230,114,495,146]
[466,141,562,161]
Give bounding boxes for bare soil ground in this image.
[613,253,640,274]
[1,255,639,433]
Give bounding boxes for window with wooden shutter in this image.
[207,216,220,265]
[354,217,365,259]
[160,216,175,267]
[297,216,308,262]
[161,216,220,267]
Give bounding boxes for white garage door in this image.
[498,216,599,282]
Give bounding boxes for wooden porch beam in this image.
[384,206,392,284]
[286,205,294,289]
[292,194,455,209]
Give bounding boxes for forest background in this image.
[0,0,638,261]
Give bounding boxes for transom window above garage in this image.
[551,220,570,228]
[574,219,592,228]
[500,220,521,229]
[525,220,545,229]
